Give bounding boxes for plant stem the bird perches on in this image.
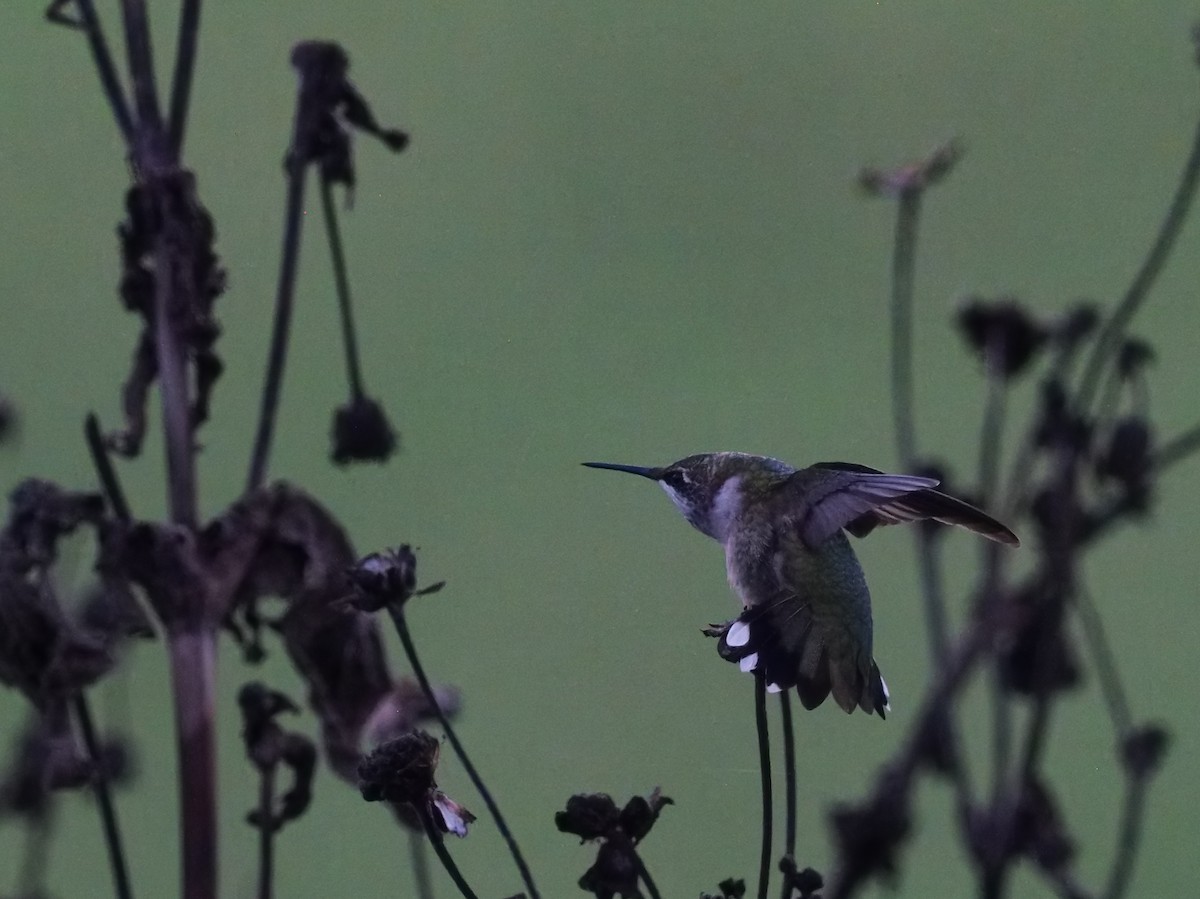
[386,606,541,899]
[73,693,135,899]
[778,690,797,899]
[753,675,772,899]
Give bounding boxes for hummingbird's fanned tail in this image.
[709,605,890,719]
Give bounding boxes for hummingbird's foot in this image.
[701,620,734,639]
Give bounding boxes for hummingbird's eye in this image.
[663,470,688,490]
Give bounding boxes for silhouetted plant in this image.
[2,6,1199,899]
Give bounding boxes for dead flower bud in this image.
[778,857,824,899]
[957,296,1048,378]
[557,788,672,899]
[288,41,409,196]
[358,730,475,837]
[238,683,317,831]
[331,395,397,466]
[701,878,746,899]
[859,139,962,198]
[347,546,444,612]
[1122,724,1169,780]
[556,793,621,842]
[1094,416,1154,510]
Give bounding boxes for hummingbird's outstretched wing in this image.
[780,462,1020,549]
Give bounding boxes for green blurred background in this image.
[2,3,1199,897]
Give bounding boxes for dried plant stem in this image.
[1103,775,1149,899]
[256,765,276,899]
[778,690,797,899]
[1076,109,1200,415]
[246,165,307,492]
[1074,585,1132,734]
[17,814,52,897]
[168,0,203,152]
[386,607,541,899]
[753,675,772,899]
[167,628,219,899]
[1154,421,1200,470]
[73,693,134,899]
[979,349,1012,811]
[420,808,480,899]
[59,0,134,142]
[889,188,921,467]
[84,412,132,522]
[408,828,434,899]
[318,178,365,399]
[633,849,664,899]
[117,0,164,130]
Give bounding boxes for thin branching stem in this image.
[73,693,134,899]
[887,185,954,669]
[246,164,307,492]
[1075,108,1200,416]
[407,828,434,899]
[58,0,135,143]
[889,188,922,468]
[778,690,797,899]
[826,620,992,899]
[256,766,276,899]
[17,815,52,897]
[1103,776,1150,899]
[318,177,365,398]
[116,0,164,132]
[420,808,480,899]
[980,344,1012,810]
[386,606,541,899]
[753,675,772,899]
[84,413,132,522]
[633,849,664,899]
[1154,421,1200,470]
[1074,584,1132,735]
[168,0,203,153]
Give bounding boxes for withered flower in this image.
[358,731,475,837]
[1122,724,1169,780]
[700,879,746,899]
[859,140,962,197]
[957,296,1048,378]
[238,683,317,832]
[556,789,672,899]
[347,546,445,612]
[331,395,397,466]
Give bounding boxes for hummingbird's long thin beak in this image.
[581,461,661,480]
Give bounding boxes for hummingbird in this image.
[583,453,1018,718]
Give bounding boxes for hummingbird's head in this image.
[582,453,745,539]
